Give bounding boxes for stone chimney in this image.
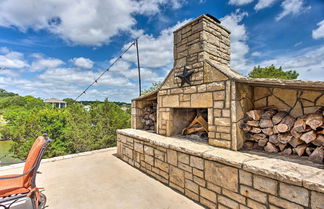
[173,14,230,70]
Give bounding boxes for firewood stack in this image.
[142,103,157,132]
[241,106,324,164]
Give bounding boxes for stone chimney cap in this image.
[173,14,230,34]
[204,14,221,24]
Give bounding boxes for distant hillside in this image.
[0,89,18,97]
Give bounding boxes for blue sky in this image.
[0,0,323,102]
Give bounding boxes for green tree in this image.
[3,107,69,159]
[0,89,18,97]
[63,98,75,105]
[142,81,162,95]
[1,97,131,159]
[248,65,299,80]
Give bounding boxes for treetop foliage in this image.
[248,65,299,80]
[142,81,162,95]
[0,91,131,159]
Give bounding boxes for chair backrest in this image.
[22,136,47,188]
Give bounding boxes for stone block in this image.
[273,88,297,107]
[254,87,271,100]
[185,179,199,193]
[213,91,225,100]
[214,101,224,108]
[253,175,277,195]
[240,185,267,204]
[200,187,217,202]
[218,195,239,209]
[247,199,267,209]
[185,171,193,180]
[205,160,238,192]
[190,156,204,170]
[162,95,179,107]
[185,189,199,202]
[214,117,231,126]
[279,183,309,207]
[222,189,246,204]
[220,133,231,140]
[213,109,222,117]
[239,170,252,186]
[316,95,324,106]
[170,88,183,94]
[269,195,304,209]
[207,182,221,194]
[144,146,154,156]
[179,162,192,173]
[183,86,197,93]
[200,197,217,209]
[170,165,185,187]
[170,182,185,193]
[134,142,143,153]
[178,152,190,164]
[206,82,225,91]
[193,168,204,178]
[193,175,206,187]
[208,139,231,149]
[268,95,290,111]
[125,147,133,159]
[204,62,228,82]
[311,191,324,209]
[167,149,177,166]
[222,109,230,117]
[155,159,169,172]
[198,84,207,92]
[154,150,165,161]
[300,90,322,102]
[191,92,213,107]
[216,126,231,133]
[144,154,154,165]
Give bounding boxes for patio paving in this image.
[0,148,203,209]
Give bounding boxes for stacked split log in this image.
[241,106,324,164]
[142,103,157,131]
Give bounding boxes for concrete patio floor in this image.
[0,148,203,209]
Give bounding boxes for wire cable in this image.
[74,40,136,101]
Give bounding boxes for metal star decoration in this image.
[176,66,193,87]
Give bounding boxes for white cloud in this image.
[0,0,185,46]
[276,0,310,21]
[220,10,249,70]
[0,47,10,54]
[252,46,324,81]
[312,20,324,40]
[72,57,94,69]
[31,57,64,72]
[123,19,191,69]
[229,0,254,6]
[251,51,261,56]
[254,0,276,10]
[0,50,28,69]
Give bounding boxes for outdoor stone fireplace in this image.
[118,14,324,209]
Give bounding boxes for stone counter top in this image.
[117,129,324,193]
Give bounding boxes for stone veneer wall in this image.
[157,62,241,150]
[117,129,324,209]
[253,87,324,116]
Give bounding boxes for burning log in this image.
[241,106,324,164]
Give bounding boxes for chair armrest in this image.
[0,165,36,180]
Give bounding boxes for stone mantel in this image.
[117,128,324,193]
